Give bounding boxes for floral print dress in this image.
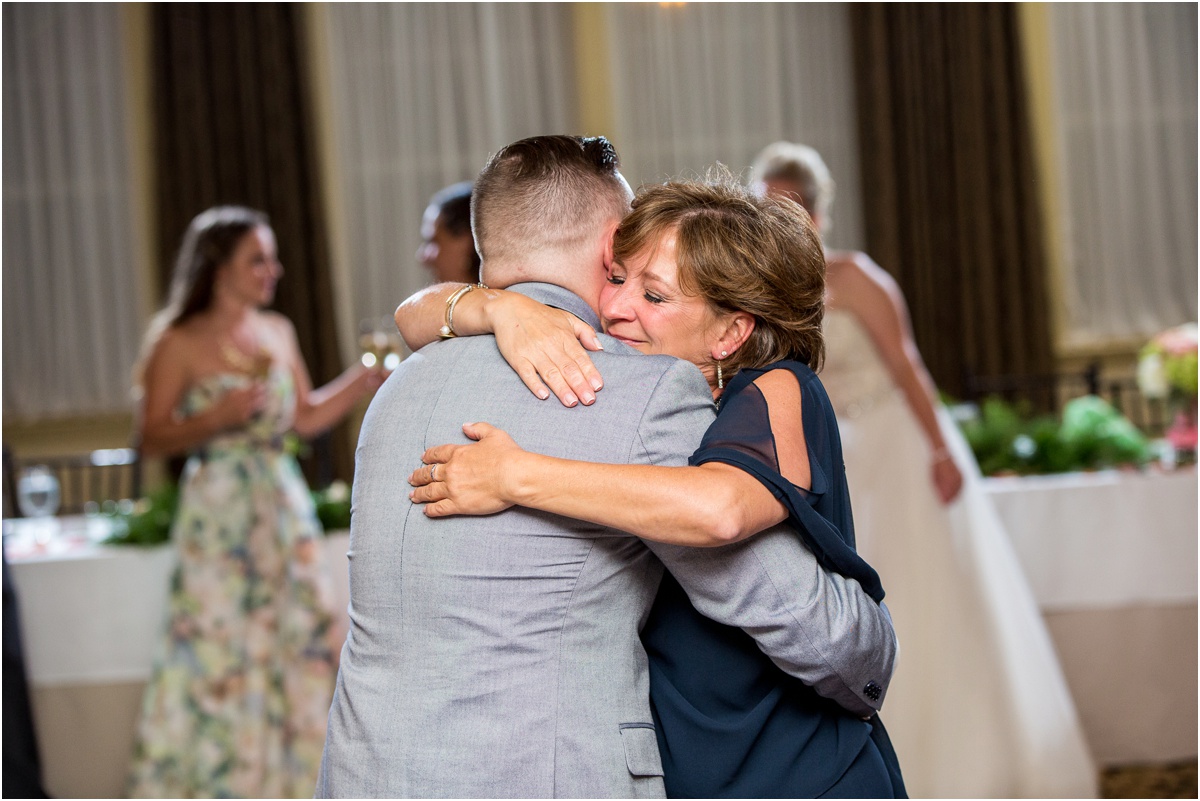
[129,368,336,798]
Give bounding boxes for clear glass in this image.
[17,465,60,518]
[360,316,406,370]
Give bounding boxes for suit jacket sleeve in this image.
[633,360,897,717]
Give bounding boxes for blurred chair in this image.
[962,362,1171,436]
[3,447,142,518]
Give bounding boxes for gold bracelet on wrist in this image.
[438,283,485,339]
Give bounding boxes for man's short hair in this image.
[471,135,631,265]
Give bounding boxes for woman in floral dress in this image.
[128,206,384,798]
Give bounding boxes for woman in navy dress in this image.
[403,173,904,798]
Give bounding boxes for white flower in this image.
[325,480,350,503]
[1138,351,1169,398]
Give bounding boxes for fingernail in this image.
[581,392,595,405]
[591,378,604,391]
[536,389,549,400]
[408,490,414,499]
[566,395,578,407]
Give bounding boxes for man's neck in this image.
[482,258,603,317]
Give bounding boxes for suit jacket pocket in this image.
[619,723,664,777]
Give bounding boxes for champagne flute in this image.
[358,318,389,368]
[380,315,406,370]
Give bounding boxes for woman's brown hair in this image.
[612,168,826,376]
[133,206,269,389]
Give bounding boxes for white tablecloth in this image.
[4,516,351,686]
[983,467,1197,611]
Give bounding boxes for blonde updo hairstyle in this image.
[612,167,827,376]
[749,141,836,226]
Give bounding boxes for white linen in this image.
[984,469,1198,611]
[4,517,351,687]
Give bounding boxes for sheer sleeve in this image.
[689,363,885,603]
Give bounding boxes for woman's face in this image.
[218,225,282,308]
[417,207,477,284]
[600,233,726,384]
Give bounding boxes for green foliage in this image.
[100,476,351,548]
[102,484,179,546]
[958,395,1152,476]
[311,481,351,532]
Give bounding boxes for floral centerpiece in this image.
[1137,323,1198,454]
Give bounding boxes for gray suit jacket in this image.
[317,283,896,799]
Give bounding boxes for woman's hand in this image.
[408,422,524,517]
[487,293,605,408]
[931,450,964,504]
[215,382,268,429]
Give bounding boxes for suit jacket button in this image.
[863,681,882,701]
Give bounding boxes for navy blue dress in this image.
[641,360,906,798]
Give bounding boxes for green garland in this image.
[102,480,352,547]
[958,395,1153,476]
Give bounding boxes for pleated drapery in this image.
[2,4,146,421]
[1048,3,1197,348]
[152,3,350,483]
[606,2,867,252]
[316,3,578,336]
[850,3,1054,399]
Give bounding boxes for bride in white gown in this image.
[751,142,1097,798]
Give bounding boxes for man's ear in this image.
[600,217,620,272]
[713,312,756,359]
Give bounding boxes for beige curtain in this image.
[2,4,146,421]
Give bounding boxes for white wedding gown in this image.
[820,308,1098,798]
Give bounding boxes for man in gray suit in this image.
[317,136,896,798]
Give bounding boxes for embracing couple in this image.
[316,136,906,798]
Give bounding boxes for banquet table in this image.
[3,516,350,799]
[981,467,1197,765]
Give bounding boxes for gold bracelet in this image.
[438,283,482,339]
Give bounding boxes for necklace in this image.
[219,337,274,379]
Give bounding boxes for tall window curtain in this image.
[1049,3,1197,349]
[606,3,866,251]
[317,3,577,332]
[153,3,349,483]
[850,4,1054,398]
[2,4,145,420]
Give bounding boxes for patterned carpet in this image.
[1101,760,1198,799]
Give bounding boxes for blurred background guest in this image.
[126,206,384,798]
[751,142,1098,797]
[417,181,480,285]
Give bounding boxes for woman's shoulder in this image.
[740,359,820,390]
[827,251,893,292]
[257,309,295,336]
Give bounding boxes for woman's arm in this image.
[409,371,811,547]
[275,315,385,439]
[831,253,963,503]
[394,283,605,407]
[138,329,266,457]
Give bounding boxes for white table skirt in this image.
[982,467,1197,611]
[4,516,350,687]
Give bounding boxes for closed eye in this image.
[643,292,664,304]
